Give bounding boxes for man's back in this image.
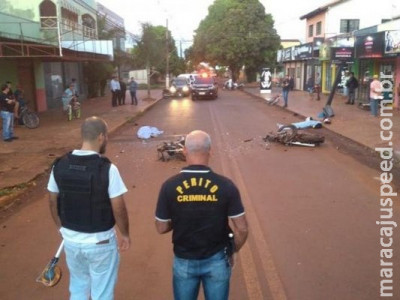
[156,165,244,259]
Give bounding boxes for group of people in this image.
[0,81,24,142]
[342,71,382,117]
[47,117,248,300]
[110,76,138,107]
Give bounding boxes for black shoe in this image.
[12,136,19,140]
[4,138,13,142]
[345,102,350,105]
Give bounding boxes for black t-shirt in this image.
[0,92,14,112]
[156,165,245,259]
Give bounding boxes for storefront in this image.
[355,31,398,107]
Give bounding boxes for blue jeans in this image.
[282,90,289,106]
[1,110,14,140]
[64,235,120,300]
[370,98,379,116]
[173,250,231,300]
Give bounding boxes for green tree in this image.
[191,0,280,82]
[132,23,186,79]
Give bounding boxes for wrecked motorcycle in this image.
[263,125,325,147]
[157,136,186,161]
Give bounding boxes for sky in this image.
[97,0,326,49]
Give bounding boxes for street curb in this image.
[0,96,164,210]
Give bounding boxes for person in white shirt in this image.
[110,76,121,107]
[47,116,130,300]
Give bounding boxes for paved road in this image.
[0,90,399,299]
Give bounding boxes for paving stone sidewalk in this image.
[0,89,162,191]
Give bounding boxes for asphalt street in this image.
[0,89,399,299]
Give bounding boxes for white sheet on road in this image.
[137,126,164,139]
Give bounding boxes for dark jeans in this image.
[111,90,120,107]
[347,89,356,104]
[119,90,126,105]
[282,89,289,107]
[130,91,138,105]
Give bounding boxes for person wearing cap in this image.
[155,130,248,300]
[369,75,382,117]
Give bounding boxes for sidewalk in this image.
[244,87,400,156]
[0,89,163,192]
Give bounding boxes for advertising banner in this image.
[355,32,385,58]
[330,47,354,64]
[384,30,400,56]
[260,68,272,94]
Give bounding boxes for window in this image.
[308,24,314,37]
[39,0,57,29]
[316,21,322,35]
[340,19,359,33]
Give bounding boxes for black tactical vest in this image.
[53,153,115,233]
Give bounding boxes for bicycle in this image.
[66,97,81,121]
[266,94,282,105]
[18,102,40,129]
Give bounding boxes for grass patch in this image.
[0,183,30,197]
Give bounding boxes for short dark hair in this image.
[81,116,108,141]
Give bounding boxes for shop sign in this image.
[282,47,293,62]
[331,47,354,64]
[355,32,384,58]
[384,30,400,57]
[293,43,313,60]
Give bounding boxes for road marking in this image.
[209,105,287,300]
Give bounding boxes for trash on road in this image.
[264,125,325,147]
[137,126,164,139]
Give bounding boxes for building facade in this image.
[0,0,114,112]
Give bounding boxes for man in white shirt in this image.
[110,76,121,107]
[47,116,130,300]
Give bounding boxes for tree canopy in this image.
[132,23,186,77]
[190,0,280,81]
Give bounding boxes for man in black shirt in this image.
[0,84,18,142]
[155,130,248,300]
[345,72,359,105]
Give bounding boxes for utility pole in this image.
[166,19,170,89]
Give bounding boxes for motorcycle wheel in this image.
[22,111,40,129]
[277,125,297,144]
